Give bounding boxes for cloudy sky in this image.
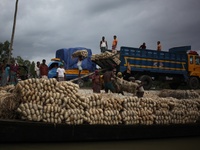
[0,0,200,63]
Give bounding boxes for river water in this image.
[1,137,200,150]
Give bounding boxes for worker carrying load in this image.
[112,72,124,95]
[114,76,138,96]
[72,50,88,78]
[129,77,145,98]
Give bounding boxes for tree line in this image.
[0,40,36,78]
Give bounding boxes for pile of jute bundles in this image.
[0,85,20,119]
[72,49,88,58]
[83,93,123,125]
[91,51,121,65]
[154,97,200,124]
[170,99,200,124]
[121,96,155,125]
[2,78,200,125]
[157,89,200,124]
[15,78,86,124]
[121,95,200,125]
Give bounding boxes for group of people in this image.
[0,59,19,86]
[34,59,49,79]
[139,41,163,67]
[35,59,66,81]
[139,41,162,51]
[100,35,118,53]
[91,67,144,98]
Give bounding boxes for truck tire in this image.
[139,75,152,90]
[188,77,199,89]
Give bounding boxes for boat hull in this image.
[0,119,200,143]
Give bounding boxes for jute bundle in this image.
[91,51,121,65]
[72,50,88,58]
[0,85,15,93]
[0,92,20,119]
[115,77,138,95]
[158,89,199,99]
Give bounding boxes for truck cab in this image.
[187,51,200,89]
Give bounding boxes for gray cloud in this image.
[0,0,200,63]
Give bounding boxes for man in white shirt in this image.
[56,64,65,81]
[35,61,40,78]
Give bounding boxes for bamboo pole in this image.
[8,0,19,63]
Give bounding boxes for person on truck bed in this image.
[100,36,108,53]
[153,41,163,67]
[112,35,118,53]
[139,43,146,49]
[157,41,162,51]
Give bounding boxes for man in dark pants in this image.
[102,68,115,93]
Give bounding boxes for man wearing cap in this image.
[114,72,124,95]
[57,63,65,81]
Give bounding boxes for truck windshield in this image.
[195,56,200,65]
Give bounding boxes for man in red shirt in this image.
[39,59,48,78]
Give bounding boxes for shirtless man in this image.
[102,69,115,93]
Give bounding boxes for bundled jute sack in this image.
[0,85,20,119]
[72,50,88,58]
[158,89,200,99]
[115,77,138,95]
[91,51,121,65]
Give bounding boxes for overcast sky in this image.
[0,0,200,63]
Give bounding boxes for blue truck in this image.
[117,46,200,90]
[48,47,96,81]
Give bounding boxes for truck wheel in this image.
[139,75,152,90]
[188,77,199,89]
[77,79,84,87]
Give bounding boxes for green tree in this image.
[30,61,36,77]
[0,41,10,61]
[1,41,36,78]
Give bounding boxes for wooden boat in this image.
[0,119,200,143]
